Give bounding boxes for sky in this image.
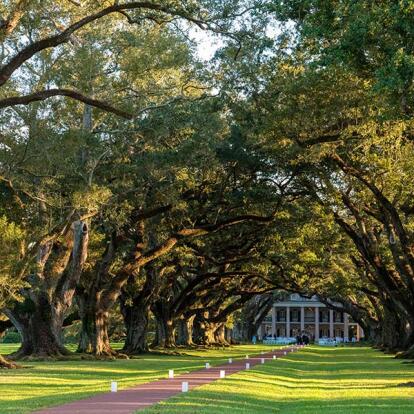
[189,21,283,62]
[190,27,224,61]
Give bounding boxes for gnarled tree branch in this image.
[0,2,208,88]
[0,89,134,118]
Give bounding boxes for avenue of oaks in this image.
[1,1,414,366]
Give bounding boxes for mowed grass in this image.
[0,343,270,414]
[141,346,414,414]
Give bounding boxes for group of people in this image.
[296,332,310,345]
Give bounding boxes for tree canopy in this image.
[1,0,414,362]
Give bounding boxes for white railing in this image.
[263,337,297,345]
[318,337,344,346]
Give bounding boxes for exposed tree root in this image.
[0,354,21,369]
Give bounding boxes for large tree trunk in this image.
[152,301,176,348]
[213,323,229,346]
[78,311,113,356]
[193,311,217,346]
[6,296,69,359]
[77,292,115,356]
[379,306,411,351]
[121,295,150,354]
[153,317,176,348]
[192,313,205,345]
[76,230,123,357]
[7,220,88,359]
[176,315,195,346]
[120,263,159,354]
[202,323,216,345]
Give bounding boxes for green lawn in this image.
[1,345,414,414]
[0,343,270,414]
[141,346,414,414]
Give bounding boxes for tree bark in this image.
[77,295,114,356]
[176,315,196,346]
[6,220,88,359]
[379,305,410,351]
[6,297,69,359]
[152,310,176,348]
[121,295,150,354]
[213,323,229,346]
[120,262,160,354]
[151,299,177,348]
[202,323,216,346]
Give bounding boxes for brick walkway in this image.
[33,346,301,414]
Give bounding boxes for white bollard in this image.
[245,362,250,369]
[220,370,225,378]
[182,382,189,392]
[273,355,276,360]
[205,362,210,369]
[111,381,117,393]
[261,358,265,364]
[228,358,232,364]
[245,354,249,359]
[168,369,174,379]
[284,351,287,355]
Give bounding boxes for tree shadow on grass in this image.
[142,390,414,414]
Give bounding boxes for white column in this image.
[329,309,334,338]
[286,306,290,337]
[258,324,263,339]
[300,306,305,332]
[314,307,320,341]
[344,313,349,342]
[271,306,276,337]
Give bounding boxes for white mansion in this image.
[257,294,363,342]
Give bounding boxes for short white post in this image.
[261,358,265,364]
[273,355,276,360]
[220,370,225,378]
[284,351,287,355]
[182,382,189,392]
[205,362,210,369]
[245,354,249,359]
[168,369,174,379]
[111,381,117,393]
[228,358,232,364]
[245,362,250,369]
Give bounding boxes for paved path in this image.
[33,346,302,414]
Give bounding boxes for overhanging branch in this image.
[0,89,134,118]
[0,2,210,88]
